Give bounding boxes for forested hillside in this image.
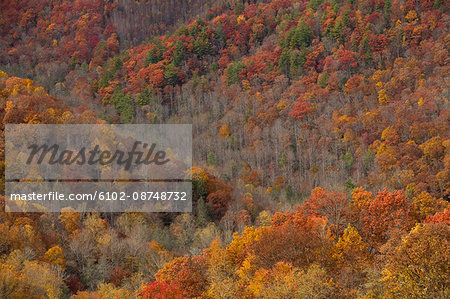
[0,0,220,92]
[109,0,225,45]
[0,0,449,298]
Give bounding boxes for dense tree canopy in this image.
[0,0,449,297]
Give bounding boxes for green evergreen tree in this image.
[225,61,245,85]
[318,72,329,88]
[383,0,391,16]
[214,22,226,50]
[280,152,287,168]
[175,24,189,37]
[173,40,185,66]
[289,21,313,50]
[196,197,209,227]
[210,62,218,72]
[111,56,123,73]
[307,0,323,10]
[164,63,179,86]
[289,50,306,78]
[235,1,244,15]
[279,50,290,76]
[434,0,441,8]
[98,70,113,88]
[112,87,134,123]
[194,29,212,58]
[136,86,153,106]
[145,42,165,65]
[342,151,354,173]
[345,178,355,192]
[207,151,217,166]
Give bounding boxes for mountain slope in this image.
[0,0,449,298]
[94,0,449,199]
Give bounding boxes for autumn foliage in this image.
[0,0,449,297]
